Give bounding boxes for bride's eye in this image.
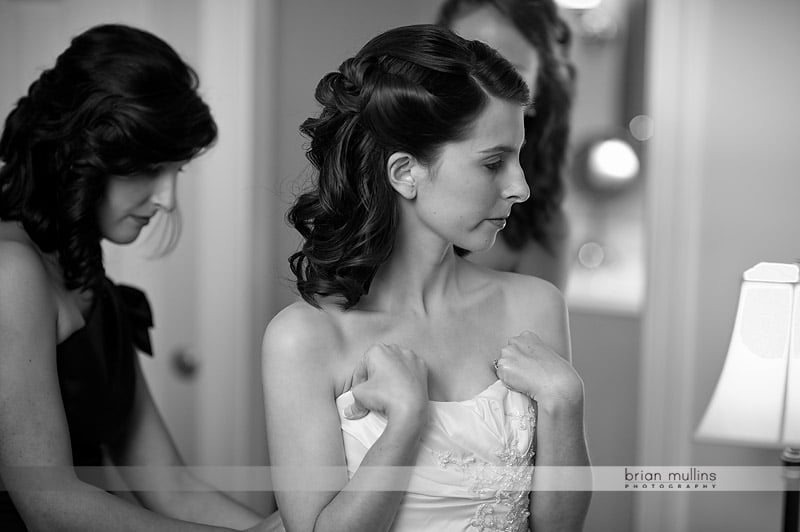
[485,159,504,172]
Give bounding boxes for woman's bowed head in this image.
[0,23,217,293]
[265,23,589,532]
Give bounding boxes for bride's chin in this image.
[459,241,496,255]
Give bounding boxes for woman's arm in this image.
[262,305,428,532]
[495,281,591,532]
[108,353,269,528]
[528,386,591,532]
[0,242,248,532]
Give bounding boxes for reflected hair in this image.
[438,0,576,252]
[289,24,529,309]
[0,24,217,292]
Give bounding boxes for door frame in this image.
[635,0,711,530]
[193,0,277,472]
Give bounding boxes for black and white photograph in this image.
[0,1,798,531]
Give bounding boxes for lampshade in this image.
[696,262,800,448]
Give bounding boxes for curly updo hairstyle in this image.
[289,24,530,309]
[0,24,217,292]
[438,0,576,253]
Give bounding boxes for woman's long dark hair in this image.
[289,24,530,309]
[0,24,217,292]
[438,0,575,253]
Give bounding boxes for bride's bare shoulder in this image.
[495,271,570,358]
[462,261,568,349]
[261,299,344,367]
[503,270,565,308]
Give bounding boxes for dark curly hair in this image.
[289,24,530,309]
[438,0,576,253]
[0,24,217,292]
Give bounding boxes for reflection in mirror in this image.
[557,2,648,532]
[574,131,641,193]
[560,0,647,315]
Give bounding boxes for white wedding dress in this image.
[336,379,536,532]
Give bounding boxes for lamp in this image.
[696,262,800,532]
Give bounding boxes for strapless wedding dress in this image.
[336,379,536,532]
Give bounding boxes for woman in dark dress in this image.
[0,23,274,532]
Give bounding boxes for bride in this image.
[262,24,590,532]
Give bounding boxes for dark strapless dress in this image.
[0,278,153,531]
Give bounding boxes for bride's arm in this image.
[525,286,591,532]
[261,305,428,532]
[528,382,591,532]
[493,279,591,531]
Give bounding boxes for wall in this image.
[639,0,800,530]
[572,310,640,532]
[689,0,800,529]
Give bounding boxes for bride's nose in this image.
[503,162,530,204]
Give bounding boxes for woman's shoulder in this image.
[0,231,59,331]
[262,299,344,366]
[461,260,568,341]
[0,219,30,242]
[504,269,564,301]
[0,224,88,342]
[261,300,348,399]
[0,227,51,289]
[502,270,566,323]
[493,269,571,357]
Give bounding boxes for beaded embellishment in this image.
[432,404,536,532]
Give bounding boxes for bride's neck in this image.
[362,239,460,315]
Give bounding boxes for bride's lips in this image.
[486,217,507,228]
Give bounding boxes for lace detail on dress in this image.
[431,404,536,532]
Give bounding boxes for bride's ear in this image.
[386,152,423,200]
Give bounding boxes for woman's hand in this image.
[494,331,584,409]
[344,343,429,425]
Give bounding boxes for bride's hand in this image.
[494,331,583,408]
[344,343,428,425]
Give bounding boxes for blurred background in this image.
[1,0,798,530]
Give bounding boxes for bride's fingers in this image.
[344,379,382,419]
[343,397,370,419]
[507,331,544,350]
[350,351,372,388]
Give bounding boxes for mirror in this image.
[574,131,641,193]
